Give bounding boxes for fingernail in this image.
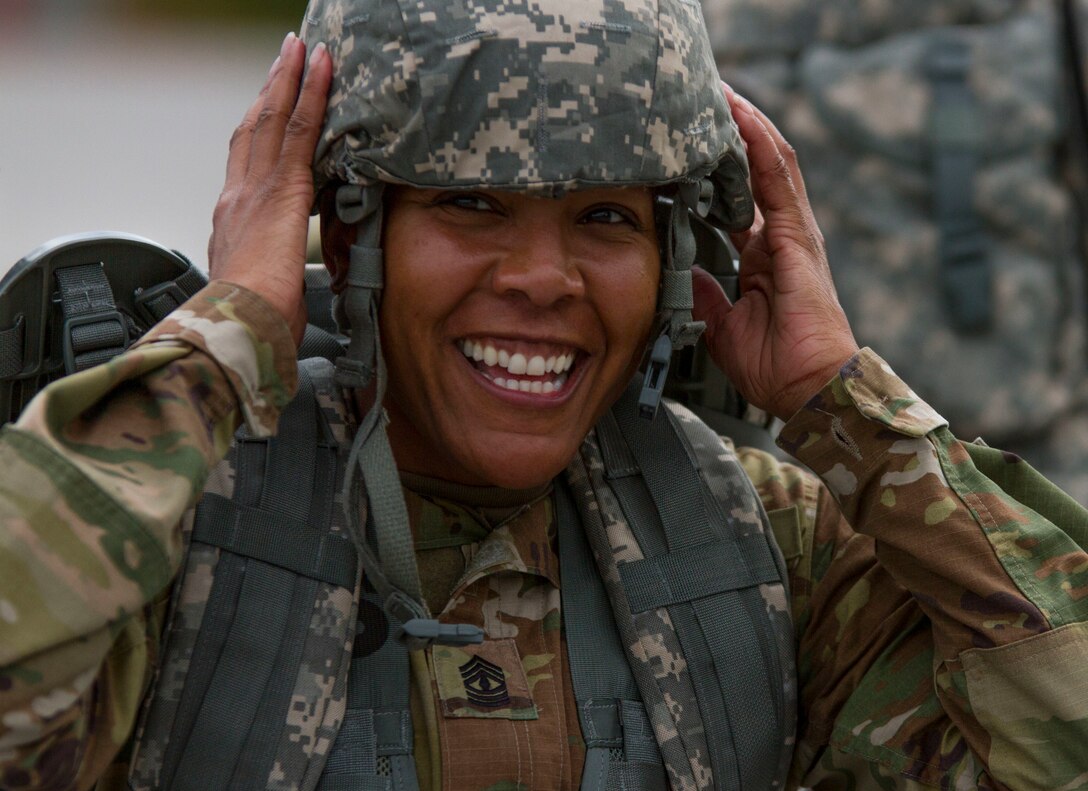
[281,31,296,55]
[268,55,281,76]
[309,41,327,65]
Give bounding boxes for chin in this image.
[469,449,574,490]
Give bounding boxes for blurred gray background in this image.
[0,0,302,273]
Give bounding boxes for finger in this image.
[728,203,763,253]
[732,94,820,232]
[247,32,306,179]
[691,265,733,328]
[278,42,333,175]
[224,52,282,186]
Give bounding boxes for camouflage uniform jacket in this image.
[1,283,1087,790]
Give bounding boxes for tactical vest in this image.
[124,358,797,791]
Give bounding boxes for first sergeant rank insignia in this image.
[432,639,538,719]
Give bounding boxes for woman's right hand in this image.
[206,32,332,346]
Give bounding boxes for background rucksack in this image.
[701,0,1088,503]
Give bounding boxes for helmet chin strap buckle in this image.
[638,334,673,420]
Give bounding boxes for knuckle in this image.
[256,106,292,129]
[228,124,252,150]
[283,113,315,140]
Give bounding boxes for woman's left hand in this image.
[692,86,860,421]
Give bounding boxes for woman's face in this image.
[379,185,660,489]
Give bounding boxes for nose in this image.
[489,217,586,307]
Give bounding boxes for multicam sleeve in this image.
[0,280,297,790]
[769,347,1088,790]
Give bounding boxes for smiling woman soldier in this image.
[1,0,1087,789]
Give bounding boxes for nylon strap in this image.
[599,379,787,791]
[164,364,349,789]
[927,33,991,333]
[135,264,209,323]
[54,262,129,372]
[193,494,356,588]
[555,481,640,704]
[171,562,302,791]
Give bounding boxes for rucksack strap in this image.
[926,32,992,333]
[555,480,668,791]
[567,379,794,791]
[132,361,358,791]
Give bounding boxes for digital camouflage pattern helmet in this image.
[303,0,753,222]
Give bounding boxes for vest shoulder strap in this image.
[563,379,797,791]
[128,358,362,791]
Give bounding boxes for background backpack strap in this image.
[129,359,360,791]
[554,480,668,791]
[925,31,991,333]
[566,377,794,791]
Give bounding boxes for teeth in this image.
[507,353,528,375]
[460,340,577,380]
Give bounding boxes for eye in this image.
[435,192,498,213]
[579,205,641,228]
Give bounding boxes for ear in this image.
[318,189,355,294]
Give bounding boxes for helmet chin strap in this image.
[332,182,483,651]
[639,178,711,420]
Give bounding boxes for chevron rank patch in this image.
[432,639,538,720]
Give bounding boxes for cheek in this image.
[598,262,660,345]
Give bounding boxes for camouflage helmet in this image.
[303,0,753,221]
[300,0,754,391]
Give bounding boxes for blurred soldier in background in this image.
[700,0,1088,503]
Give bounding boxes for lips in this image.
[459,338,580,395]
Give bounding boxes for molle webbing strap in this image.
[598,379,788,791]
[159,365,353,790]
[54,262,129,372]
[926,33,991,333]
[555,481,667,791]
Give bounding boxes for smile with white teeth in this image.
[459,339,578,395]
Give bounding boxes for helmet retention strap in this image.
[640,180,711,420]
[333,183,483,650]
